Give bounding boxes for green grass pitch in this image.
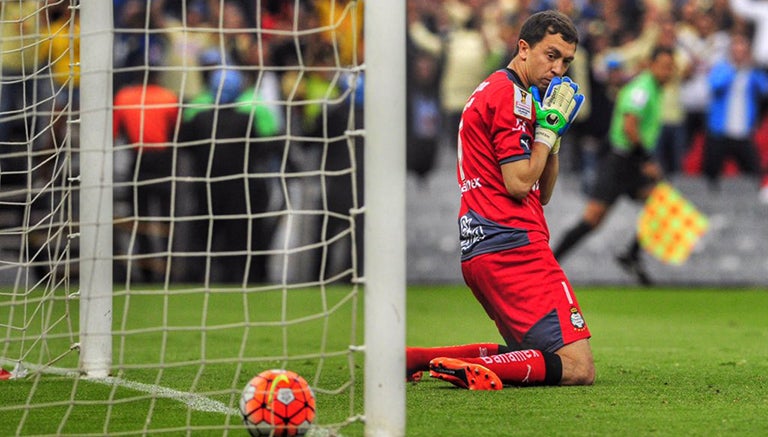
[1,285,767,436]
[407,285,768,436]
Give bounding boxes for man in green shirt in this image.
[553,46,676,285]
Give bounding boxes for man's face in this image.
[521,33,577,90]
[651,52,676,85]
[731,35,752,67]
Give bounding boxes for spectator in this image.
[154,0,217,102]
[406,1,444,180]
[1,1,55,281]
[704,32,768,198]
[238,40,285,135]
[409,0,505,148]
[677,5,730,156]
[42,1,80,110]
[406,48,442,181]
[179,68,281,283]
[183,49,281,137]
[37,0,80,203]
[216,0,257,67]
[304,72,365,283]
[654,15,695,176]
[280,39,340,135]
[0,0,50,149]
[113,69,180,283]
[729,0,768,69]
[313,0,365,66]
[113,0,167,92]
[37,1,81,177]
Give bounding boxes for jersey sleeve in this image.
[488,85,534,165]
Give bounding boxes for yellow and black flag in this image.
[637,182,709,265]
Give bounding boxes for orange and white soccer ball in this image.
[240,369,316,436]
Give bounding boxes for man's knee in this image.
[568,358,595,386]
[557,340,595,386]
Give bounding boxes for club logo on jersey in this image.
[514,86,532,119]
[570,307,586,331]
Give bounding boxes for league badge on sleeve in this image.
[514,86,533,119]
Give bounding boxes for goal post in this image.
[363,0,407,436]
[77,0,114,379]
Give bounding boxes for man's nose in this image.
[552,61,568,76]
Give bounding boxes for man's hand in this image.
[530,76,584,153]
[641,161,664,182]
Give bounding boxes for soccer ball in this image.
[240,369,316,436]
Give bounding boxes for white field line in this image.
[1,360,238,415]
[2,360,346,436]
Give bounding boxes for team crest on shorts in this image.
[570,307,586,331]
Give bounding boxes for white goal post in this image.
[0,0,405,435]
[78,0,114,380]
[363,0,407,434]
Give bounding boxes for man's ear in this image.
[518,40,530,61]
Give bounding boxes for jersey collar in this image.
[503,68,526,89]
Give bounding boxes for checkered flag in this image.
[637,182,709,265]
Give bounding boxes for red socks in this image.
[407,345,563,385]
[458,349,561,385]
[406,343,501,374]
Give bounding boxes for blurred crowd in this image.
[109,0,366,283]
[2,0,768,284]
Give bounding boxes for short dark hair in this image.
[649,45,675,61]
[513,10,579,57]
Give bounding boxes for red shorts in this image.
[461,240,591,353]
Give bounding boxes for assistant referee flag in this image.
[637,182,709,265]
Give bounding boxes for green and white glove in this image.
[550,138,562,155]
[529,76,584,154]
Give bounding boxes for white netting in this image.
[0,1,370,435]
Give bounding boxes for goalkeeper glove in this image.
[529,76,584,153]
[550,138,562,155]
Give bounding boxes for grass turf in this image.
[406,285,768,436]
[1,285,766,436]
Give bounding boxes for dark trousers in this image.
[132,147,174,281]
[703,134,762,186]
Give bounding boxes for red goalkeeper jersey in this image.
[457,69,549,261]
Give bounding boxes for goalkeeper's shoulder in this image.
[466,74,525,114]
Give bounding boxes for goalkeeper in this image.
[407,10,594,389]
[552,46,677,285]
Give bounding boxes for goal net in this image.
[0,1,405,435]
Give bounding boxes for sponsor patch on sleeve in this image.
[513,86,533,119]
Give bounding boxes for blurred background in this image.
[0,0,766,286]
